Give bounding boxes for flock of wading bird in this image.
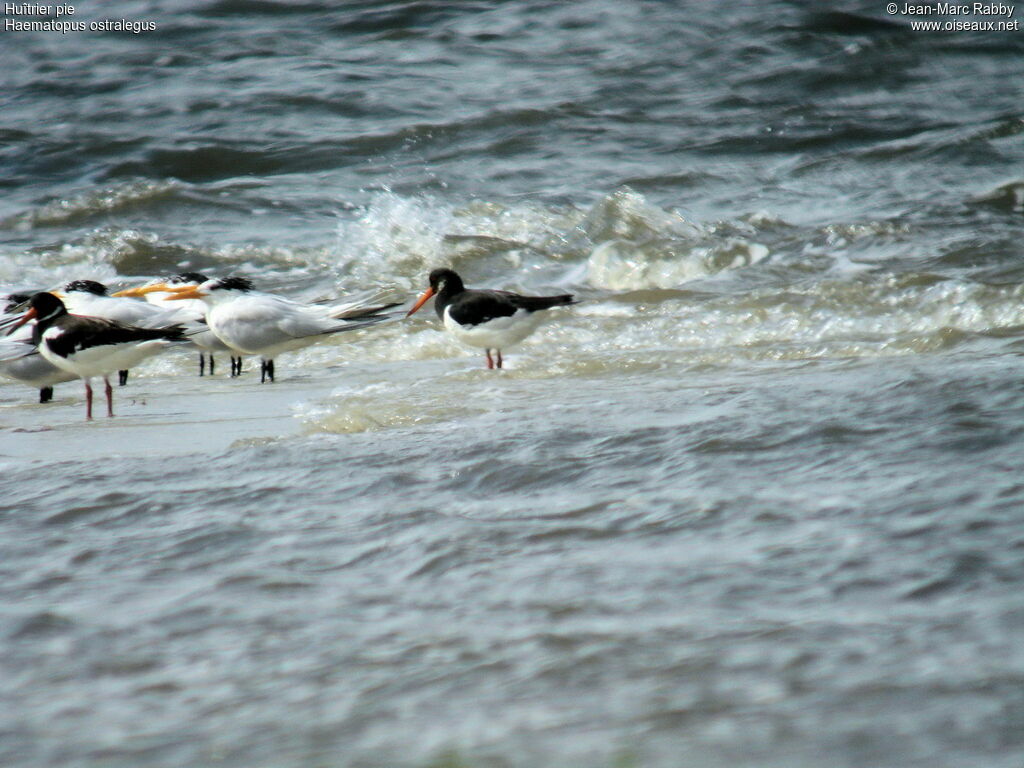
[0,269,577,419]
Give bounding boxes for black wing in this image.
[446,290,575,326]
[44,317,186,358]
[446,291,520,326]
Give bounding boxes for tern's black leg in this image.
[39,386,53,403]
[118,369,129,386]
[199,352,206,377]
[260,359,275,383]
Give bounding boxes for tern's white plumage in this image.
[60,280,187,329]
[114,273,243,376]
[167,277,397,382]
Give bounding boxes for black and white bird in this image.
[406,268,576,369]
[114,272,244,377]
[11,292,187,419]
[59,279,187,386]
[167,277,399,382]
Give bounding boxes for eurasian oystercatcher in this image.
[114,273,244,377]
[60,279,187,386]
[166,277,400,382]
[405,268,576,369]
[12,292,187,419]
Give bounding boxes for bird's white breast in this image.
[442,306,543,350]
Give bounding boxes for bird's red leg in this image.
[104,376,114,417]
[84,380,93,420]
[486,350,494,369]
[496,350,503,369]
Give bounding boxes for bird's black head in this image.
[428,268,464,296]
[169,272,210,285]
[64,279,108,296]
[17,292,69,333]
[212,276,254,292]
[407,269,465,318]
[8,292,68,339]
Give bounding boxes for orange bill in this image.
[405,287,435,317]
[164,286,206,301]
[111,283,171,298]
[11,306,38,330]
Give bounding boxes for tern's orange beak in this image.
[406,287,435,317]
[11,306,38,331]
[111,283,171,298]
[164,286,206,301]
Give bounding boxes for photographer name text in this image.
[898,3,1014,16]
